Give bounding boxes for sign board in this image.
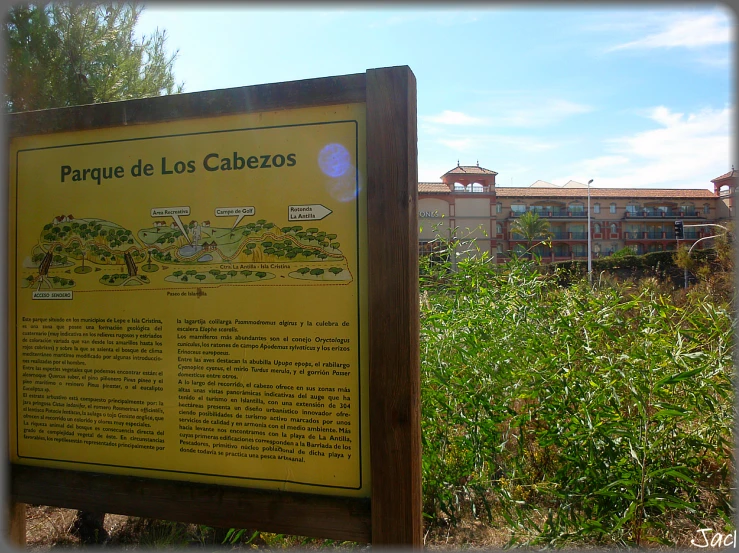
[8,67,420,545]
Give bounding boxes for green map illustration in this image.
[21,214,353,292]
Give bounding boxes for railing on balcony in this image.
[624,208,699,218]
[511,209,585,218]
[453,187,492,193]
[550,231,567,239]
[625,231,680,240]
[568,232,587,239]
[528,207,569,217]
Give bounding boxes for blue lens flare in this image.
[318,143,351,178]
[319,143,358,203]
[326,167,360,203]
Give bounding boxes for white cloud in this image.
[434,132,560,154]
[568,105,732,188]
[438,137,476,151]
[609,12,733,51]
[423,110,488,126]
[422,97,593,130]
[576,155,631,175]
[498,99,593,127]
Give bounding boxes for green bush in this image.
[419,247,734,547]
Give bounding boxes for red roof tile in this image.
[442,165,498,176]
[419,182,451,193]
[494,187,715,199]
[711,169,738,182]
[417,182,716,199]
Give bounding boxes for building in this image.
[418,163,736,263]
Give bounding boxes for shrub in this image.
[420,245,734,547]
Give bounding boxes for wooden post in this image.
[7,501,26,547]
[366,66,422,547]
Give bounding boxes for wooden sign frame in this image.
[6,66,420,546]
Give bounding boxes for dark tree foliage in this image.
[5,2,183,112]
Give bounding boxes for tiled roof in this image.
[711,169,738,182]
[442,165,498,176]
[419,182,451,193]
[494,187,716,199]
[562,180,588,188]
[416,183,716,198]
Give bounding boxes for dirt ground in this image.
[23,505,514,550]
[22,504,704,550]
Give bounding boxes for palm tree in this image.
[510,211,553,258]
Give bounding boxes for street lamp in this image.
[587,179,593,283]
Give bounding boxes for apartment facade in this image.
[418,164,736,263]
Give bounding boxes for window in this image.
[496,223,502,234]
[626,204,640,214]
[568,202,584,214]
[610,223,618,235]
[496,202,502,213]
[704,204,710,215]
[594,223,601,233]
[496,244,503,254]
[511,203,526,214]
[610,203,616,214]
[593,203,600,214]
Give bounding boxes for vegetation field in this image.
[419,243,734,548]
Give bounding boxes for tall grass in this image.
[420,240,734,547]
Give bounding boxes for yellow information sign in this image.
[9,104,369,496]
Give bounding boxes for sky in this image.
[136,4,734,190]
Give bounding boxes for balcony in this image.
[452,187,493,194]
[511,209,586,218]
[568,232,587,240]
[623,208,700,219]
[624,231,679,240]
